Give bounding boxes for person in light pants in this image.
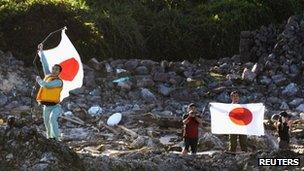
[36,44,63,141]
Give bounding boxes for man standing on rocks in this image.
[36,44,63,141]
[276,111,292,150]
[182,103,202,155]
[228,91,248,153]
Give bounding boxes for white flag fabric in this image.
[210,103,265,136]
[39,29,83,101]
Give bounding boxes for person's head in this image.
[188,103,197,112]
[279,111,291,122]
[52,64,62,76]
[230,91,239,103]
[189,110,195,117]
[7,115,15,127]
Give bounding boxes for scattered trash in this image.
[159,135,178,145]
[64,111,73,117]
[112,77,130,83]
[88,106,103,117]
[105,63,113,72]
[107,113,122,126]
[116,69,127,74]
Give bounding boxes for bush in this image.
[0,0,303,64]
[0,0,99,65]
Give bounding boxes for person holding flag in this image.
[36,43,63,141]
[228,91,248,153]
[35,28,84,141]
[210,91,265,154]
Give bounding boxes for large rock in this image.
[170,89,200,101]
[282,83,299,96]
[271,74,288,86]
[136,76,155,87]
[296,104,304,112]
[140,60,157,69]
[216,92,230,103]
[289,98,304,108]
[141,88,157,103]
[0,126,83,170]
[135,66,149,75]
[158,84,172,96]
[267,97,282,105]
[239,31,254,62]
[198,133,224,151]
[130,136,147,149]
[153,72,170,82]
[87,58,101,70]
[124,60,139,71]
[241,68,256,82]
[280,102,289,110]
[259,76,272,85]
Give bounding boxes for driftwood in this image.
[117,125,138,138]
[98,121,119,134]
[60,115,100,132]
[60,115,85,125]
[105,147,150,157]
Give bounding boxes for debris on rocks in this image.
[0,15,303,170]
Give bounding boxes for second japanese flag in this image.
[210,103,265,136]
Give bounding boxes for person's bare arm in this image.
[194,116,202,125]
[287,120,293,127]
[183,116,191,124]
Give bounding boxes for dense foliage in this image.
[0,0,303,64]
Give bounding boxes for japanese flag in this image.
[210,103,265,136]
[39,29,83,101]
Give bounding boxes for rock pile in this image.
[0,15,303,170]
[0,123,83,170]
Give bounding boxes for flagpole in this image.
[33,26,67,76]
[40,26,67,44]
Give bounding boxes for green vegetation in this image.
[0,0,303,65]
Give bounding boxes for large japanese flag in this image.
[210,103,265,136]
[39,29,83,101]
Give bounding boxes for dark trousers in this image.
[278,138,289,150]
[229,134,247,152]
[184,137,198,154]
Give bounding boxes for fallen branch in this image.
[98,121,119,134]
[117,125,138,138]
[60,115,85,125]
[106,147,150,157]
[60,115,100,132]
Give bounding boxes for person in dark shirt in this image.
[228,91,248,153]
[181,103,202,155]
[276,111,292,150]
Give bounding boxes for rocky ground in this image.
[0,16,304,170]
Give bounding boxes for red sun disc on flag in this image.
[229,107,253,125]
[59,58,79,81]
